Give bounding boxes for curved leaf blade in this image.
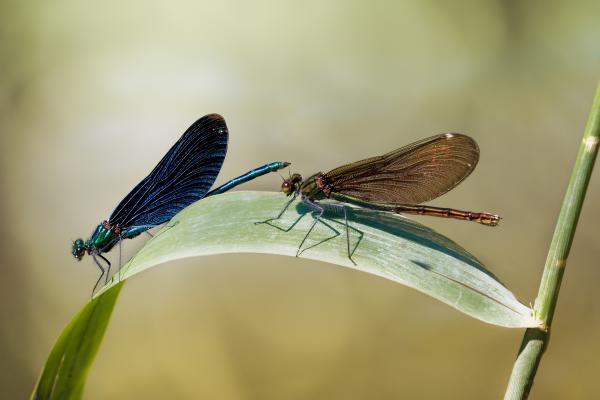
[104,191,537,328]
[32,283,123,400]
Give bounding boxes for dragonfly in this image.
[72,114,289,295]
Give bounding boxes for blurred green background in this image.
[1,0,599,398]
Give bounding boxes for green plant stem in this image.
[504,82,600,400]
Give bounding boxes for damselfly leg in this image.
[298,199,363,265]
[254,192,298,226]
[91,253,111,298]
[296,198,325,258]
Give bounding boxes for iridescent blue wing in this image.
[108,114,228,228]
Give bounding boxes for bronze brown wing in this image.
[322,133,479,204]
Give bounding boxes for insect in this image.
[257,133,499,264]
[72,114,289,295]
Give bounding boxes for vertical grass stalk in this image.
[504,82,600,399]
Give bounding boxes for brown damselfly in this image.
[257,133,499,264]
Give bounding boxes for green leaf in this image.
[32,282,123,400]
[107,191,538,327]
[33,191,540,399]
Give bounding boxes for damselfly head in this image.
[72,238,85,261]
[281,173,303,196]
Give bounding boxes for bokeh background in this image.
[1,0,599,398]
